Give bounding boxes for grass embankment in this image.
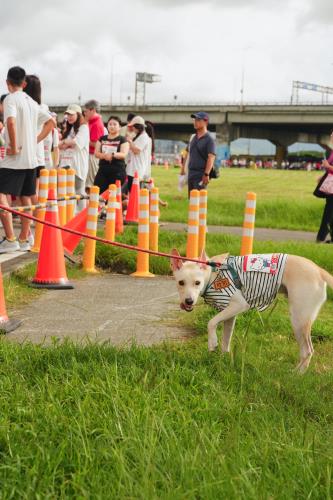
[153,166,324,232]
[1,170,333,497]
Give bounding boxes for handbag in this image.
[313,172,329,198]
[319,173,333,195]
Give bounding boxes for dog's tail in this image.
[320,267,333,290]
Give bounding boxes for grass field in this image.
[153,166,325,232]
[1,170,333,498]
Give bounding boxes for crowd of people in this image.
[0,66,159,253]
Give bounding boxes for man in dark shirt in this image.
[181,111,216,194]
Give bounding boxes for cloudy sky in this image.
[0,0,332,106]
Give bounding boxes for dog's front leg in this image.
[207,294,250,352]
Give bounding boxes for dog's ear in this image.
[199,249,209,269]
[170,248,183,272]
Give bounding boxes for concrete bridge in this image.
[50,103,333,160]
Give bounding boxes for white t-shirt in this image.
[59,123,89,181]
[126,131,151,179]
[2,90,50,170]
[44,128,59,169]
[36,103,51,166]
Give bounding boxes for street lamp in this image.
[240,46,252,107]
[110,52,122,106]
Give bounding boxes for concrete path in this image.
[6,274,192,346]
[160,222,317,242]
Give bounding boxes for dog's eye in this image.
[195,281,201,286]
[178,280,185,286]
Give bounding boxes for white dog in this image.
[171,249,333,373]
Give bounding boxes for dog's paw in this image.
[208,338,218,352]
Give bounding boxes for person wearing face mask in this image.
[93,115,129,193]
[59,104,89,211]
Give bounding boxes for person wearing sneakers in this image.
[0,66,54,253]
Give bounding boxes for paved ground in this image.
[6,274,192,346]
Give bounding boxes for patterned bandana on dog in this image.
[201,254,288,312]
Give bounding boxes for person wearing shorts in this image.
[0,66,54,253]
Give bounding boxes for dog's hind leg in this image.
[207,293,249,352]
[221,317,236,353]
[289,284,326,374]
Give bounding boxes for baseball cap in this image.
[65,104,82,115]
[128,115,146,127]
[190,111,209,121]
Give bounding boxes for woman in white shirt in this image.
[59,104,89,211]
[126,116,151,191]
[44,113,59,168]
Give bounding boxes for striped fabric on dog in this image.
[202,254,287,312]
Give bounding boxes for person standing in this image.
[94,115,129,193]
[180,111,216,195]
[59,104,89,212]
[43,112,60,169]
[84,100,105,191]
[0,66,54,252]
[316,137,333,243]
[126,116,151,191]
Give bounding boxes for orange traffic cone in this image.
[32,189,73,289]
[115,180,124,234]
[61,188,110,255]
[0,266,21,333]
[62,207,88,255]
[125,171,139,223]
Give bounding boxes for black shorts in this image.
[94,166,126,194]
[0,168,37,197]
[36,166,45,178]
[188,172,206,195]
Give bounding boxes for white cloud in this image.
[0,0,331,106]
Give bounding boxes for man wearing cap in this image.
[83,99,105,191]
[181,111,216,194]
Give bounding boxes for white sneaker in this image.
[28,231,34,247]
[0,237,20,253]
[18,239,31,252]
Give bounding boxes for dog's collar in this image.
[201,258,242,297]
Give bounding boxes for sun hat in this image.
[65,104,82,115]
[128,115,146,127]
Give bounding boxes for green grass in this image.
[153,166,325,232]
[0,334,332,498]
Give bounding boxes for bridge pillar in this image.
[275,144,288,167]
[215,123,236,163]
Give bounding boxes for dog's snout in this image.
[185,298,194,306]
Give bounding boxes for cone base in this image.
[31,280,74,290]
[131,271,155,278]
[124,220,138,225]
[0,318,22,334]
[82,267,98,274]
